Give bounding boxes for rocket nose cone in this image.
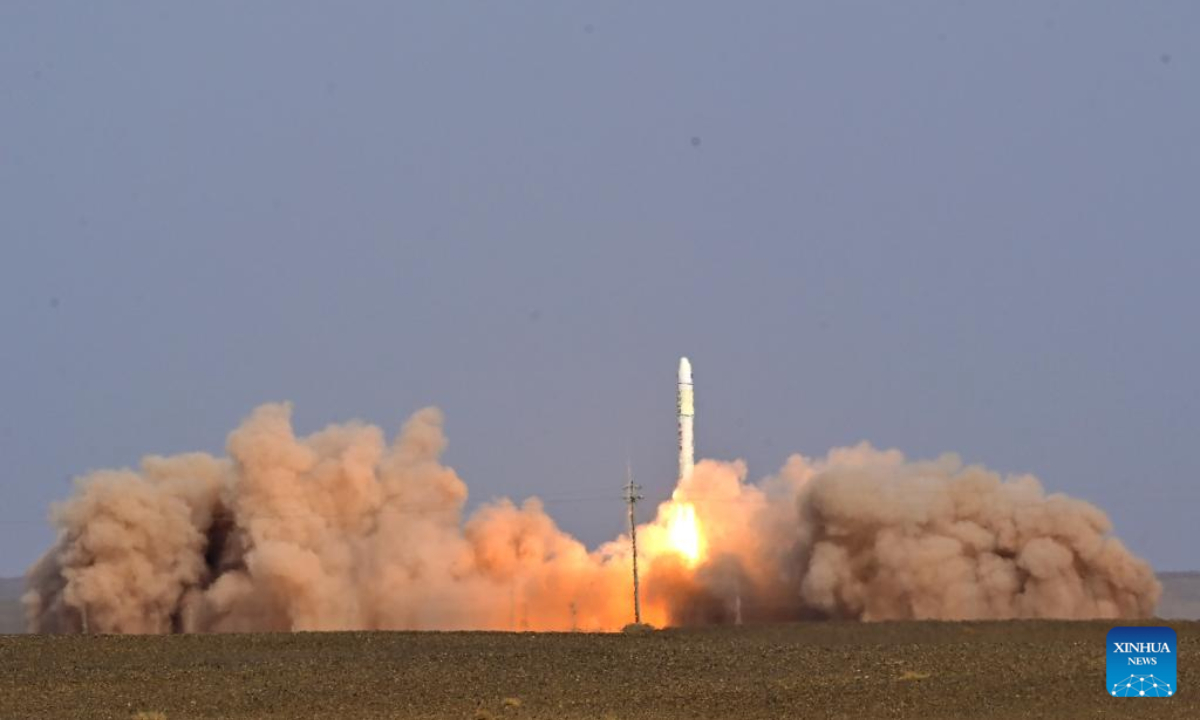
[678,357,692,384]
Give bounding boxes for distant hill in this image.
[0,576,25,634]
[0,576,23,596]
[1157,571,1200,620]
[0,572,1195,634]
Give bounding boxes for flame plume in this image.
[666,496,705,566]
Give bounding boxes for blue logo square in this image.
[1107,626,1177,697]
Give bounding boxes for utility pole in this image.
[623,463,643,624]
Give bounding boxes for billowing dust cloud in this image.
[25,404,1159,633]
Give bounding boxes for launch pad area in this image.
[2,620,1197,719]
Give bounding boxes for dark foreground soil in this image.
[0,621,1195,719]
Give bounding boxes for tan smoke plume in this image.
[654,446,1160,624]
[25,404,1160,633]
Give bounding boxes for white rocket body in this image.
[677,357,694,481]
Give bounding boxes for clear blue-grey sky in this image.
[1,3,1197,576]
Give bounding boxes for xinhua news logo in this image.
[1107,626,1177,698]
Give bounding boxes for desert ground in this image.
[0,620,1195,720]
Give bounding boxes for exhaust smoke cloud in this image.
[25,403,1160,633]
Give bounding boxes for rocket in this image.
[677,357,694,481]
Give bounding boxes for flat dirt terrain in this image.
[1,621,1195,719]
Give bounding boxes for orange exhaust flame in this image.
[665,494,705,566]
